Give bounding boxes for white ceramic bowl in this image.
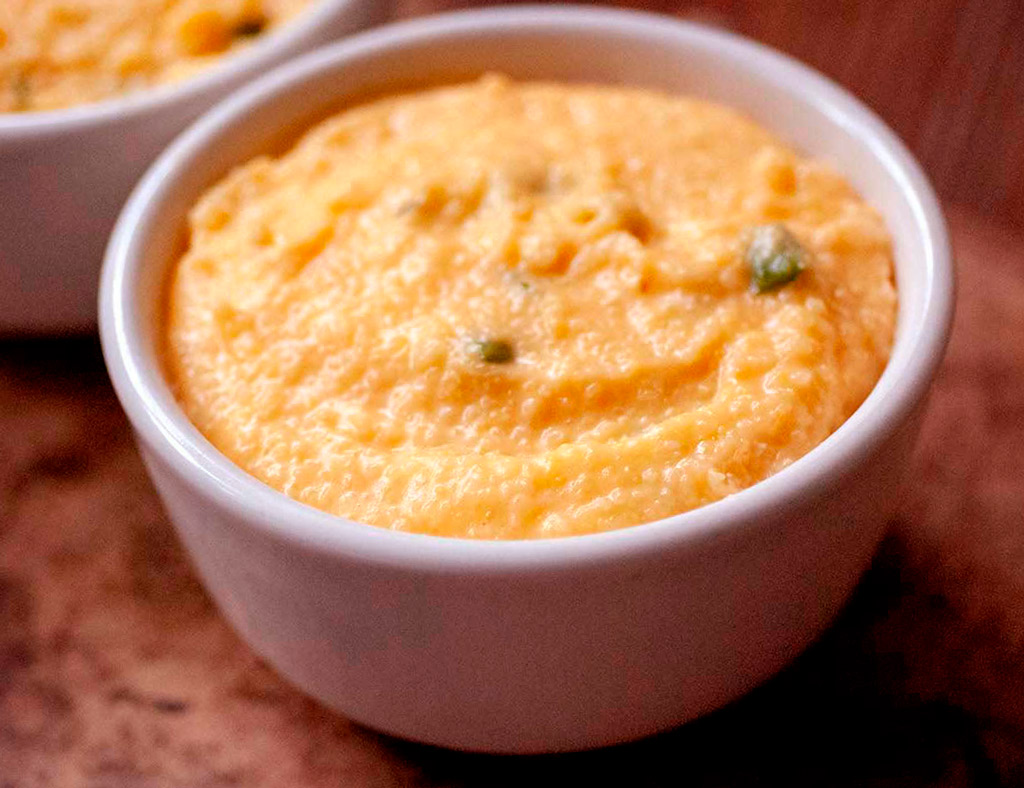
[99,6,954,754]
[0,0,379,334]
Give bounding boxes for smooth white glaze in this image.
[0,0,380,334]
[99,6,955,753]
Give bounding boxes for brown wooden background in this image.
[2,2,1024,786]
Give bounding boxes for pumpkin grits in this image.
[165,76,898,539]
[0,0,312,112]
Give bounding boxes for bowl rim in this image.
[100,4,955,571]
[0,0,365,140]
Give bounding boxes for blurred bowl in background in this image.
[0,0,380,334]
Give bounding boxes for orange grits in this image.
[0,0,312,112]
[165,76,897,539]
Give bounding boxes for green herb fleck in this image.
[745,223,806,293]
[474,338,515,364]
[232,16,268,38]
[11,71,31,111]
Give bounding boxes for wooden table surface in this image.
[3,3,1024,786]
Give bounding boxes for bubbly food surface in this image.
[166,77,897,539]
[0,0,312,112]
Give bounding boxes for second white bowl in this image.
[0,0,379,334]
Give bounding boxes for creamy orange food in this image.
[166,76,897,539]
[0,0,312,112]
